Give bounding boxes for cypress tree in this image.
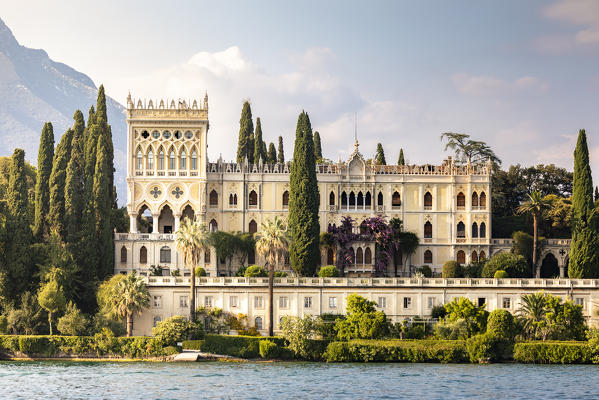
[277,136,285,164]
[85,105,95,143]
[33,122,55,239]
[48,129,74,240]
[313,131,323,162]
[248,130,255,164]
[93,134,113,279]
[94,85,115,207]
[595,186,599,202]
[267,143,277,164]
[569,129,599,278]
[236,101,253,163]
[261,140,267,163]
[398,148,405,165]
[289,111,320,276]
[375,143,387,165]
[2,149,34,302]
[64,111,85,243]
[254,117,266,163]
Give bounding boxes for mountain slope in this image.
[0,18,127,203]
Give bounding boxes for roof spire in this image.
[354,112,359,149]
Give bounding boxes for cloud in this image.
[537,0,599,51]
[452,74,549,96]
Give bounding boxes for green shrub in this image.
[152,316,205,347]
[19,336,57,356]
[434,319,468,340]
[466,333,513,363]
[335,294,388,340]
[162,345,181,356]
[244,265,268,277]
[431,305,447,319]
[494,270,508,278]
[315,313,345,340]
[0,315,8,334]
[201,334,286,358]
[195,266,207,277]
[181,340,204,350]
[417,265,432,277]
[442,261,462,278]
[482,252,529,278]
[274,271,288,277]
[444,297,488,337]
[513,341,593,364]
[0,335,20,352]
[57,302,88,336]
[487,309,515,339]
[235,266,247,277]
[318,265,339,277]
[259,340,280,358]
[324,339,468,363]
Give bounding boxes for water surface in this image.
[0,361,598,399]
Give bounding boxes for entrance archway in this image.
[158,205,174,233]
[137,205,153,233]
[540,253,559,278]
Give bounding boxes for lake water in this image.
[1,361,598,399]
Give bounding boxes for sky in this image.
[2,0,599,174]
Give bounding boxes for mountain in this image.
[0,18,127,203]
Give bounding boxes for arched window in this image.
[204,249,211,264]
[158,147,165,170]
[349,192,356,206]
[329,191,335,206]
[249,219,257,234]
[424,221,432,239]
[180,148,186,169]
[209,190,218,206]
[392,191,401,208]
[364,248,372,264]
[424,192,432,209]
[356,248,364,264]
[471,251,478,263]
[147,149,154,170]
[349,248,355,264]
[456,250,466,264]
[357,192,364,207]
[209,219,218,232]
[480,192,487,207]
[136,148,143,170]
[160,246,171,263]
[457,222,466,238]
[377,192,383,206]
[168,148,176,170]
[479,250,486,260]
[365,192,371,206]
[472,222,479,238]
[139,246,147,264]
[249,190,258,207]
[472,192,479,207]
[457,192,465,209]
[120,246,127,263]
[191,149,198,170]
[341,192,348,206]
[424,250,433,264]
[282,191,289,208]
[480,222,486,238]
[255,317,263,330]
[327,248,334,265]
[229,193,237,206]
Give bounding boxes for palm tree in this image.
[517,191,551,277]
[518,292,547,340]
[255,217,290,336]
[111,272,150,336]
[176,217,210,322]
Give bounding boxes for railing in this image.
[142,276,599,288]
[491,238,571,246]
[115,233,175,241]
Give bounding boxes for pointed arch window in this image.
[471,251,478,263]
[249,219,257,234]
[120,246,127,263]
[377,192,383,206]
[158,148,165,170]
[191,149,198,170]
[365,192,371,207]
[204,249,211,264]
[139,246,148,264]
[249,190,258,207]
[472,192,479,208]
[180,148,187,169]
[356,248,364,264]
[424,250,433,264]
[480,192,487,208]
[282,190,289,208]
[472,222,479,238]
[456,250,466,264]
[136,148,143,170]
[424,221,432,239]
[364,247,372,264]
[329,191,335,206]
[424,191,432,209]
[457,192,465,209]
[457,222,466,238]
[479,251,486,260]
[147,149,154,170]
[160,246,171,263]
[392,191,401,209]
[349,192,356,207]
[357,192,364,207]
[209,219,218,232]
[209,190,218,206]
[341,192,347,206]
[168,148,176,170]
[480,222,486,238]
[229,193,237,206]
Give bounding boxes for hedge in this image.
[513,341,594,364]
[324,340,468,363]
[199,334,287,358]
[181,340,204,350]
[0,335,168,358]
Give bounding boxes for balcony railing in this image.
[115,233,175,241]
